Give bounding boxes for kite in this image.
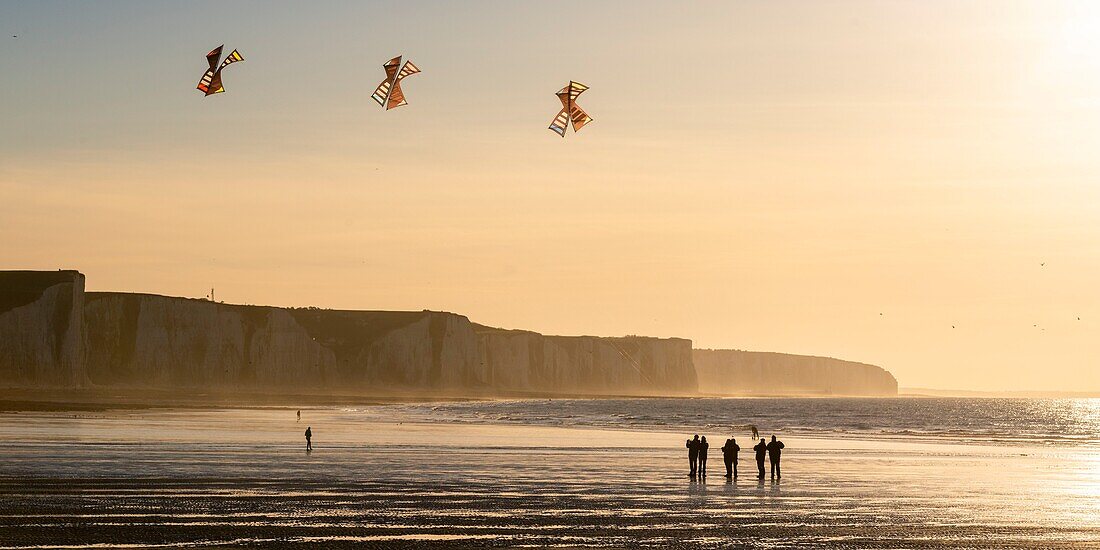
[371,56,421,110]
[548,81,593,137]
[196,45,244,96]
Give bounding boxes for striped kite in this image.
[371,56,421,110]
[549,81,593,137]
[196,45,244,96]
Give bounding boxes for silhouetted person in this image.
[305,426,312,451]
[686,435,700,477]
[750,425,759,440]
[685,437,692,475]
[753,438,767,479]
[767,435,785,479]
[296,410,301,422]
[722,438,740,478]
[699,436,710,477]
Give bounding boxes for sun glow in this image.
[1031,2,1100,101]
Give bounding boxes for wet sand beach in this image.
[1,405,1099,548]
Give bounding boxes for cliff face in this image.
[0,271,86,387]
[476,327,697,395]
[83,293,482,393]
[693,349,898,396]
[286,307,481,390]
[83,294,337,389]
[77,290,693,395]
[1,270,897,398]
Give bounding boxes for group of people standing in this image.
[685,434,785,480]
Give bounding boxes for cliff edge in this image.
[0,270,899,399]
[474,325,697,396]
[693,349,898,396]
[0,270,695,397]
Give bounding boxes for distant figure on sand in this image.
[297,410,301,422]
[686,435,700,477]
[750,425,759,440]
[305,426,312,451]
[753,438,767,479]
[699,436,709,477]
[722,438,740,478]
[767,436,785,479]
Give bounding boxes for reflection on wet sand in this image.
[0,407,1098,548]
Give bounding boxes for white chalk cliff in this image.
[0,271,696,395]
[693,349,898,396]
[0,271,897,397]
[476,325,696,395]
[0,271,85,387]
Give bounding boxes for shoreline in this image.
[0,388,910,412]
[3,386,1094,412]
[5,398,1098,451]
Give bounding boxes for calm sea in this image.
[383,397,1100,447]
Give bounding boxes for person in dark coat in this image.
[767,435,785,479]
[305,426,312,451]
[686,435,700,477]
[699,436,710,477]
[722,438,740,478]
[753,438,767,479]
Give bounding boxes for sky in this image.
[2,1,1100,392]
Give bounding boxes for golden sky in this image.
[2,1,1100,391]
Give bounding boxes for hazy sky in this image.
[3,1,1100,392]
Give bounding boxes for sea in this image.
[382,396,1100,447]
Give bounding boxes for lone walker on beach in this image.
[767,435,785,479]
[753,438,767,479]
[297,410,301,422]
[722,437,740,478]
[304,426,312,451]
[686,435,700,477]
